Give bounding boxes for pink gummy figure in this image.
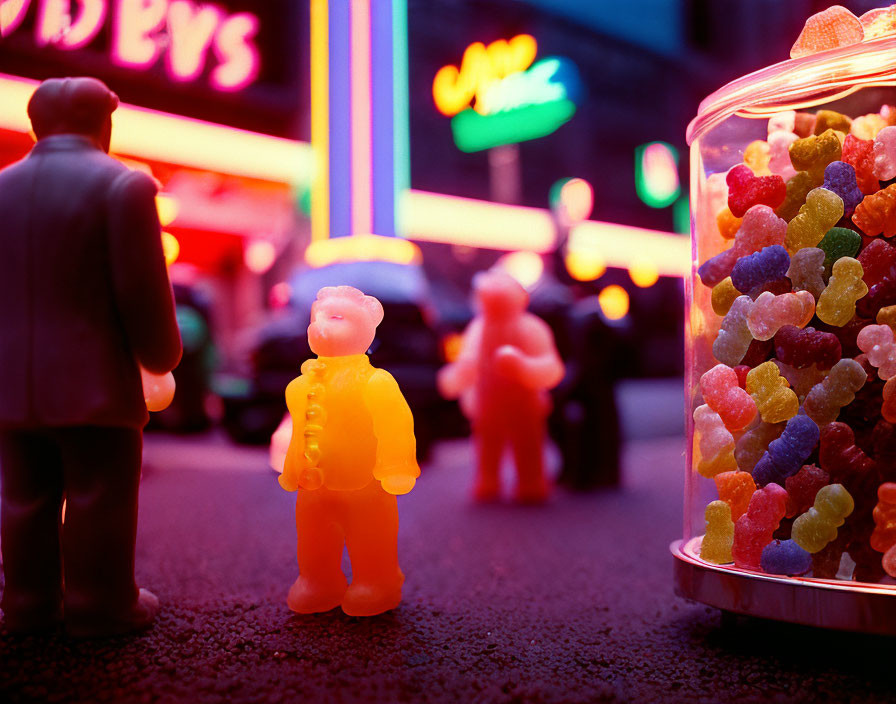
[693,404,736,478]
[733,205,788,257]
[700,364,757,432]
[732,483,788,570]
[790,5,864,59]
[873,125,896,180]
[768,111,796,135]
[438,270,564,502]
[746,290,815,341]
[713,295,755,367]
[856,324,896,379]
[768,130,799,181]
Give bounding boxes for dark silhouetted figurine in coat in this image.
[0,77,182,637]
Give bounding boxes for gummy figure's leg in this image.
[510,397,551,503]
[341,482,403,617]
[473,419,505,501]
[290,487,347,613]
[0,429,64,633]
[56,426,147,635]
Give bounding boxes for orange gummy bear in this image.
[790,5,864,59]
[717,207,742,240]
[853,183,896,237]
[280,286,419,617]
[714,470,757,521]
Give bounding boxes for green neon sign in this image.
[635,141,680,208]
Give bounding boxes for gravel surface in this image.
[0,432,893,703]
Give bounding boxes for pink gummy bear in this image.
[700,364,758,432]
[856,324,896,380]
[768,130,799,181]
[732,483,788,570]
[873,126,896,181]
[746,290,816,341]
[733,205,788,257]
[438,269,564,502]
[693,404,736,478]
[790,5,864,59]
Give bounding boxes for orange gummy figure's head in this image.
[307,286,385,357]
[473,268,529,318]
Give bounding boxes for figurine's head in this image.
[28,77,119,153]
[308,286,384,357]
[472,268,528,318]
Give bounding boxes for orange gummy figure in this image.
[279,286,419,617]
[438,269,564,502]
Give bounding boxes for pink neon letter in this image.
[165,0,221,82]
[210,11,259,91]
[35,0,105,48]
[1,0,31,37]
[113,0,166,68]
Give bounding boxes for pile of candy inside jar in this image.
[694,106,896,584]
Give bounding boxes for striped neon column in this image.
[311,0,409,241]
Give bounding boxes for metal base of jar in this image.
[672,537,896,634]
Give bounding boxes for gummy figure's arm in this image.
[365,369,420,495]
[494,315,564,391]
[280,375,310,492]
[437,319,482,399]
[106,170,182,374]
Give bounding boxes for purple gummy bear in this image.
[822,161,863,217]
[698,248,738,288]
[731,245,790,294]
[760,539,812,575]
[752,414,820,487]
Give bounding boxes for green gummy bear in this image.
[818,227,862,274]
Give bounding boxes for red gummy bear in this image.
[774,325,842,370]
[841,134,879,196]
[733,365,750,389]
[732,483,787,570]
[856,275,896,319]
[727,165,787,217]
[740,338,774,368]
[857,238,896,288]
[784,464,830,518]
[819,422,880,518]
[816,316,871,358]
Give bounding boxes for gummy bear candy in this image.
[726,164,786,217]
[794,112,817,138]
[693,404,736,478]
[732,483,787,570]
[822,162,863,217]
[741,338,774,368]
[814,110,852,136]
[776,172,815,222]
[857,274,896,319]
[752,414,820,487]
[870,483,896,555]
[816,315,871,357]
[734,205,788,256]
[773,360,828,401]
[841,134,879,195]
[760,539,812,575]
[712,295,754,367]
[714,470,756,521]
[735,421,785,474]
[711,277,740,317]
[768,130,799,182]
[853,183,896,237]
[818,423,878,511]
[873,125,896,180]
[816,257,868,326]
[790,5,863,59]
[700,364,757,432]
[858,239,896,288]
[791,484,854,553]
[860,6,896,39]
[786,247,826,300]
[774,325,841,370]
[697,248,738,289]
[768,111,796,135]
[746,361,800,424]
[743,140,771,176]
[851,113,887,141]
[746,290,815,341]
[883,377,896,423]
[788,130,843,185]
[856,323,896,379]
[785,187,844,253]
[731,245,790,295]
[803,358,867,424]
[717,207,742,240]
[785,464,830,518]
[877,304,896,332]
[700,500,734,564]
[818,227,862,275]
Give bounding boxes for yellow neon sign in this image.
[432,34,537,116]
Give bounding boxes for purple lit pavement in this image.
[0,429,894,702]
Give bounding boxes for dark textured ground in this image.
[0,431,894,703]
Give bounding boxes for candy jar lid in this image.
[688,22,896,145]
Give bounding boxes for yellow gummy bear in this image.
[746,361,799,423]
[788,129,842,184]
[791,484,854,553]
[744,140,771,175]
[711,277,740,317]
[700,500,734,564]
[785,187,844,253]
[816,257,868,327]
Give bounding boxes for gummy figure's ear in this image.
[362,295,385,327]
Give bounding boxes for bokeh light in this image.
[564,249,606,281]
[635,141,680,208]
[245,240,277,274]
[598,284,630,320]
[629,260,659,288]
[161,232,180,267]
[498,250,544,289]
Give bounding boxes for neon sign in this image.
[1,0,260,92]
[635,141,680,208]
[432,34,583,153]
